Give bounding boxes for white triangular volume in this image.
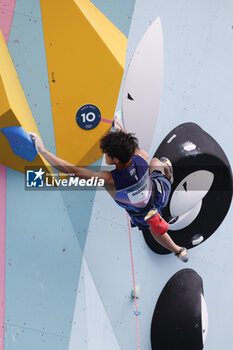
[170,170,214,217]
[168,201,202,231]
[68,257,121,350]
[123,17,163,153]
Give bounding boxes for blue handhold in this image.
[133,311,141,316]
[1,126,38,162]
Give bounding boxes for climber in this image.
[30,120,188,262]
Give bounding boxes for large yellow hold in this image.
[40,0,127,166]
[0,31,51,174]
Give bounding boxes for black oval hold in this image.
[143,122,233,254]
[151,269,206,350]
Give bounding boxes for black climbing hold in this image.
[151,269,207,350]
[143,122,233,254]
[183,181,187,191]
[127,93,134,101]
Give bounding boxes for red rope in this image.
[126,213,141,350]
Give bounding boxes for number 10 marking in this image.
[76,104,101,130]
[81,112,96,123]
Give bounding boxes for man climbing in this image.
[30,121,188,262]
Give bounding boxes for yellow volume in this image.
[40,0,127,166]
[0,30,52,174]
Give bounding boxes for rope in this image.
[126,213,141,350]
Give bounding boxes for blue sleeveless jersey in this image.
[111,155,152,213]
[111,155,171,230]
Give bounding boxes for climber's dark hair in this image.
[100,130,139,164]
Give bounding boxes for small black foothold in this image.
[127,93,134,101]
[183,181,188,191]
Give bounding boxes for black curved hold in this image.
[151,269,206,350]
[143,122,233,254]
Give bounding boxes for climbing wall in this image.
[0,0,135,349]
[77,1,233,349]
[0,0,233,350]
